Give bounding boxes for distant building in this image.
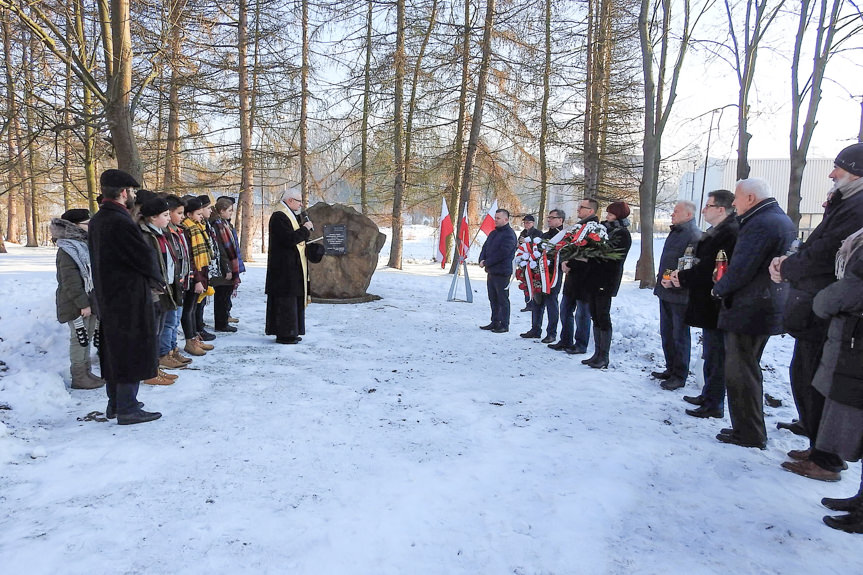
[678,158,834,238]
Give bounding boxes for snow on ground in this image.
[0,228,860,574]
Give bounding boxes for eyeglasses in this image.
[703,204,721,209]
[548,215,562,219]
[577,206,590,210]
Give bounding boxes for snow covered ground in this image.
[1,226,860,574]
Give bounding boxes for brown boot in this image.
[195,335,215,351]
[159,353,187,370]
[184,338,207,356]
[172,347,193,364]
[158,368,178,381]
[143,373,174,386]
[70,363,103,390]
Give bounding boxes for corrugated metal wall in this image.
[720,158,833,214]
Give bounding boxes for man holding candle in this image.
[670,189,738,418]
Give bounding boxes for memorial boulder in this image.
[306,202,386,302]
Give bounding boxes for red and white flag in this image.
[478,199,498,236]
[457,206,470,260]
[437,197,453,268]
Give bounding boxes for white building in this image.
[678,158,835,237]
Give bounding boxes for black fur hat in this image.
[61,209,90,224]
[141,197,170,218]
[306,242,325,263]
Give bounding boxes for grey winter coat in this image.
[654,217,702,305]
[812,249,863,408]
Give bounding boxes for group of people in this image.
[477,143,863,534]
[654,144,863,533]
[478,199,633,371]
[51,169,245,424]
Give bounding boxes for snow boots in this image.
[582,328,611,369]
[70,362,106,390]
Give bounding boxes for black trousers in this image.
[106,381,140,415]
[214,285,233,329]
[181,290,198,340]
[791,337,844,471]
[587,292,613,330]
[724,332,769,445]
[486,274,511,329]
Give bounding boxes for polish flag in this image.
[437,197,453,268]
[478,199,498,236]
[457,206,470,259]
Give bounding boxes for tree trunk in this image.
[76,0,98,212]
[538,0,551,228]
[104,0,143,180]
[360,0,373,215]
[237,0,256,261]
[299,0,310,203]
[3,13,21,244]
[447,0,470,274]
[24,35,39,246]
[404,0,438,202]
[163,0,184,191]
[387,0,406,269]
[455,0,496,256]
[787,0,839,230]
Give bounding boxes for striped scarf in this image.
[181,217,211,272]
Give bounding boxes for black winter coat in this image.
[676,214,738,329]
[563,216,598,301]
[583,219,632,298]
[518,227,541,243]
[479,223,518,276]
[654,218,702,305]
[780,187,863,341]
[713,198,795,335]
[265,209,311,297]
[88,200,163,383]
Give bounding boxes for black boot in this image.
[823,493,863,513]
[823,507,863,533]
[587,328,611,369]
[581,328,600,365]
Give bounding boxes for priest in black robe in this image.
[265,189,314,344]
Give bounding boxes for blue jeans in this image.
[659,299,691,380]
[159,307,181,356]
[700,327,726,411]
[531,284,560,337]
[559,294,591,349]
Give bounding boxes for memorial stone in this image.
[306,202,386,301]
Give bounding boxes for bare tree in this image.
[786,0,852,228]
[724,0,785,180]
[387,0,407,269]
[636,0,710,288]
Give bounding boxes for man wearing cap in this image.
[265,188,314,344]
[88,169,163,425]
[518,215,542,312]
[769,143,863,480]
